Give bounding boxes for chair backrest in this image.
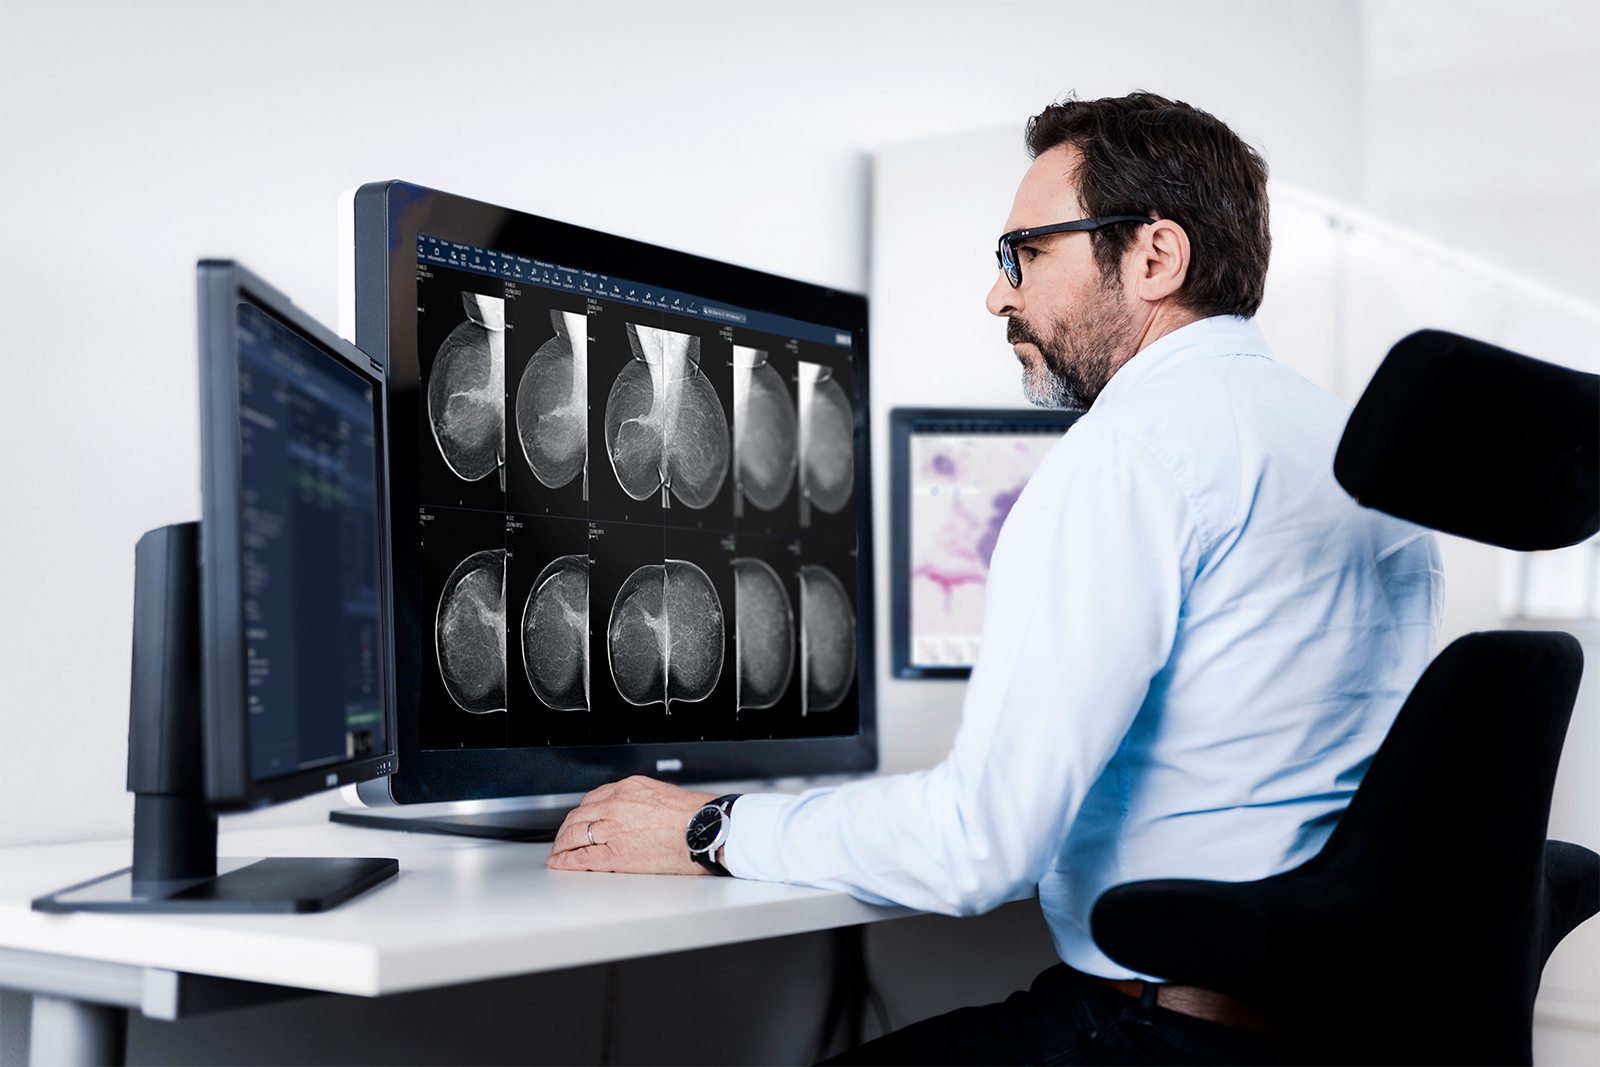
[1092,630,1585,1064]
[1333,329,1599,550]
[1093,330,1600,1064]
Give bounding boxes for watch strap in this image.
[691,851,729,876]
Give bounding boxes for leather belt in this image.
[1096,978,1290,1035]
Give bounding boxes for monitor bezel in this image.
[889,406,1083,681]
[197,260,399,810]
[353,181,877,804]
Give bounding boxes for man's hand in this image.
[545,776,718,874]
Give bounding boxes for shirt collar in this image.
[1090,315,1273,412]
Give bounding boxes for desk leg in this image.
[28,995,126,1067]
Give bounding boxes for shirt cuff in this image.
[722,791,800,881]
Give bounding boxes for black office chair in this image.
[1089,330,1600,1066]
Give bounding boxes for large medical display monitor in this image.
[352,182,874,804]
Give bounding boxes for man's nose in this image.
[986,271,1020,318]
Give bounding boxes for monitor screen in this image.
[415,237,857,747]
[200,261,396,808]
[235,301,386,779]
[889,409,1083,680]
[352,183,874,802]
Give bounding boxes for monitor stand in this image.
[330,804,573,842]
[32,523,398,914]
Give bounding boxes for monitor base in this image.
[32,525,400,916]
[32,856,398,914]
[330,807,573,842]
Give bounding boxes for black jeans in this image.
[822,964,1301,1066]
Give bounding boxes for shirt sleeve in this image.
[723,423,1204,915]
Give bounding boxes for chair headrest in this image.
[1333,330,1599,550]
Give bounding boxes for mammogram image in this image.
[428,292,506,489]
[436,548,507,713]
[797,361,852,522]
[607,560,725,708]
[604,324,729,509]
[522,554,589,711]
[732,346,797,516]
[798,564,855,714]
[733,557,794,710]
[516,310,589,495]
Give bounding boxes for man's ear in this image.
[1132,219,1190,303]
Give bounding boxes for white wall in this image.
[0,0,1368,850]
[1360,0,1600,305]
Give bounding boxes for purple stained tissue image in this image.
[975,484,1024,570]
[910,432,1068,667]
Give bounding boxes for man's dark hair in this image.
[1025,92,1270,318]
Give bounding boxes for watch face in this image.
[686,806,723,853]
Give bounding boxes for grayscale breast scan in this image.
[5,6,1597,1067]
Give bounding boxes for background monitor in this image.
[348,181,875,810]
[889,407,1083,681]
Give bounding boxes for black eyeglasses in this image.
[995,216,1155,288]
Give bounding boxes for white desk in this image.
[0,821,914,1064]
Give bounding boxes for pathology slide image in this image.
[908,431,1065,668]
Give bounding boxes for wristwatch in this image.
[686,794,741,876]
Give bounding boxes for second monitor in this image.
[347,182,875,815]
[889,407,1084,681]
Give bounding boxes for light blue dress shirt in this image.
[724,315,1443,979]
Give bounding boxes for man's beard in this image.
[1009,277,1138,410]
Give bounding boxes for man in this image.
[548,93,1442,1064]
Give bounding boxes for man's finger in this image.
[547,843,584,870]
[547,842,594,870]
[548,808,580,853]
[550,805,606,855]
[548,841,622,872]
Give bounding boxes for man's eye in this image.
[1018,246,1042,260]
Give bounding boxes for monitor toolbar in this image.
[417,235,853,349]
